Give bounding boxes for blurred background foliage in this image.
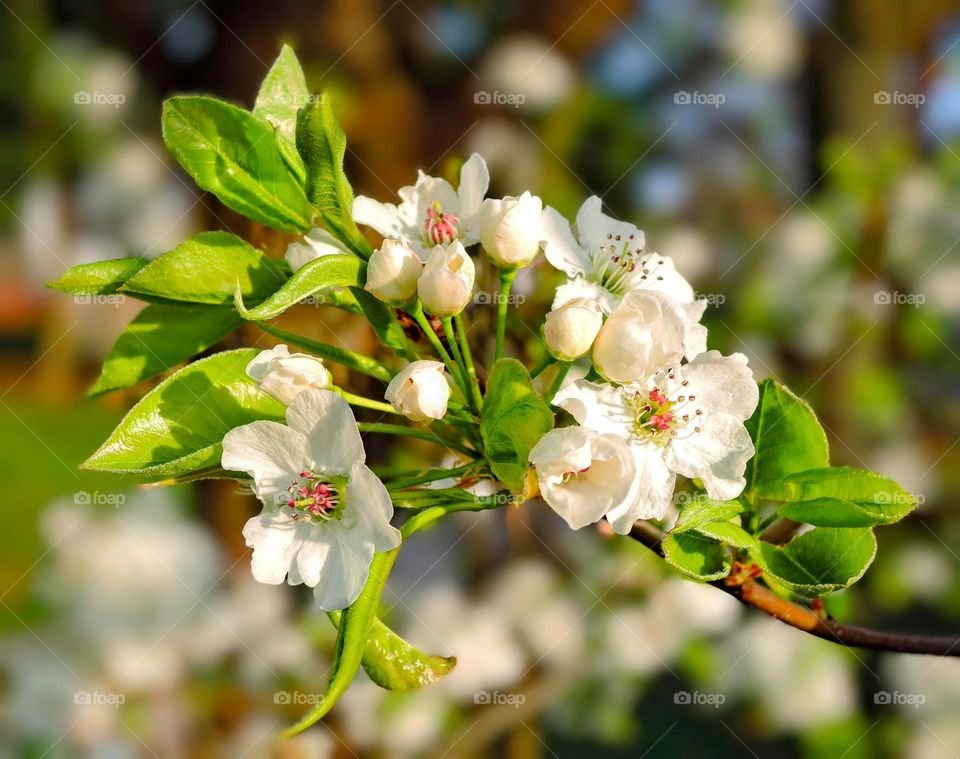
[1,0,960,756]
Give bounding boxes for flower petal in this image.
[310,524,376,611]
[552,277,617,313]
[286,389,365,475]
[294,523,334,587]
[345,464,402,551]
[678,351,759,422]
[242,509,306,584]
[664,413,755,502]
[456,153,490,238]
[222,421,309,505]
[551,380,632,439]
[606,443,676,531]
[541,206,591,277]
[353,196,405,239]
[575,196,644,255]
[245,345,290,383]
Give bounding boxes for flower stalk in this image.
[495,268,517,361]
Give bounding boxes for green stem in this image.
[454,313,484,409]
[495,268,517,361]
[357,422,476,457]
[407,302,464,388]
[530,353,555,379]
[255,323,395,383]
[441,317,475,411]
[387,463,479,491]
[401,494,506,538]
[545,362,572,402]
[335,389,397,415]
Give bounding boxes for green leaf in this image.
[763,467,918,527]
[162,95,314,231]
[253,44,308,185]
[662,532,732,581]
[285,549,397,736]
[121,231,285,305]
[83,348,285,479]
[349,287,412,359]
[328,612,455,691]
[744,379,829,494]
[480,359,554,492]
[754,527,877,597]
[691,520,757,550]
[256,323,395,383]
[253,44,309,145]
[90,304,242,396]
[296,95,370,255]
[673,494,746,533]
[47,257,149,295]
[234,253,364,320]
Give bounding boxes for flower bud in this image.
[385,361,451,421]
[591,291,686,383]
[543,298,603,361]
[479,191,543,268]
[284,227,348,272]
[365,239,423,304]
[529,426,635,530]
[417,241,475,317]
[246,345,330,404]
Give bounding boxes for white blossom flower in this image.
[553,351,759,529]
[540,196,704,319]
[417,240,475,316]
[385,360,451,421]
[543,297,603,361]
[529,426,636,530]
[591,290,706,383]
[479,191,543,268]
[284,227,350,272]
[221,389,401,610]
[245,344,329,405]
[353,154,489,259]
[365,239,423,304]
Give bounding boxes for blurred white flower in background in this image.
[721,0,802,81]
[2,489,326,753]
[716,618,858,731]
[467,120,543,190]
[40,489,222,641]
[759,209,850,359]
[480,35,576,111]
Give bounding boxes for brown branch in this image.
[626,522,960,657]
